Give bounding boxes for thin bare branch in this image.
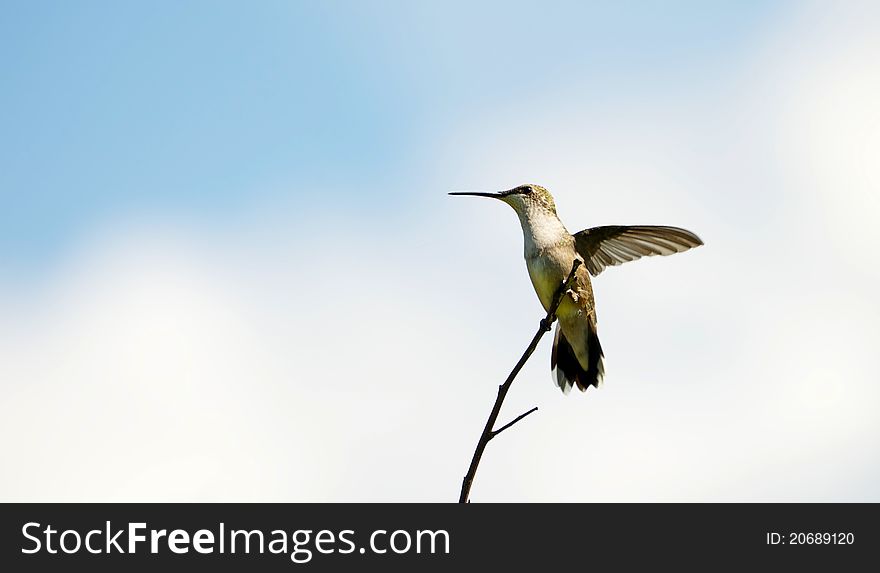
[459,259,581,503]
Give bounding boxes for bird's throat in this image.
[517,207,571,258]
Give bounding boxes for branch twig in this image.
[458,259,581,503]
[491,406,539,438]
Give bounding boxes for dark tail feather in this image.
[551,323,605,394]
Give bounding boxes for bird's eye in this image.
[521,186,532,194]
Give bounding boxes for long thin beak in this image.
[448,191,503,199]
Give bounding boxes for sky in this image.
[1,0,879,501]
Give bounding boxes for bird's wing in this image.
[572,225,703,277]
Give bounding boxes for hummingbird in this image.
[450,184,702,394]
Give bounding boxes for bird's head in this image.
[449,184,557,216]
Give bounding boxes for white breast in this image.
[506,196,579,310]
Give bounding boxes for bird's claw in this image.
[540,318,552,332]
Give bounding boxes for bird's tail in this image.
[551,322,604,394]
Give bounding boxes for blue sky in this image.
[1,1,781,269]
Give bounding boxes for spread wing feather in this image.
[573,225,703,277]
